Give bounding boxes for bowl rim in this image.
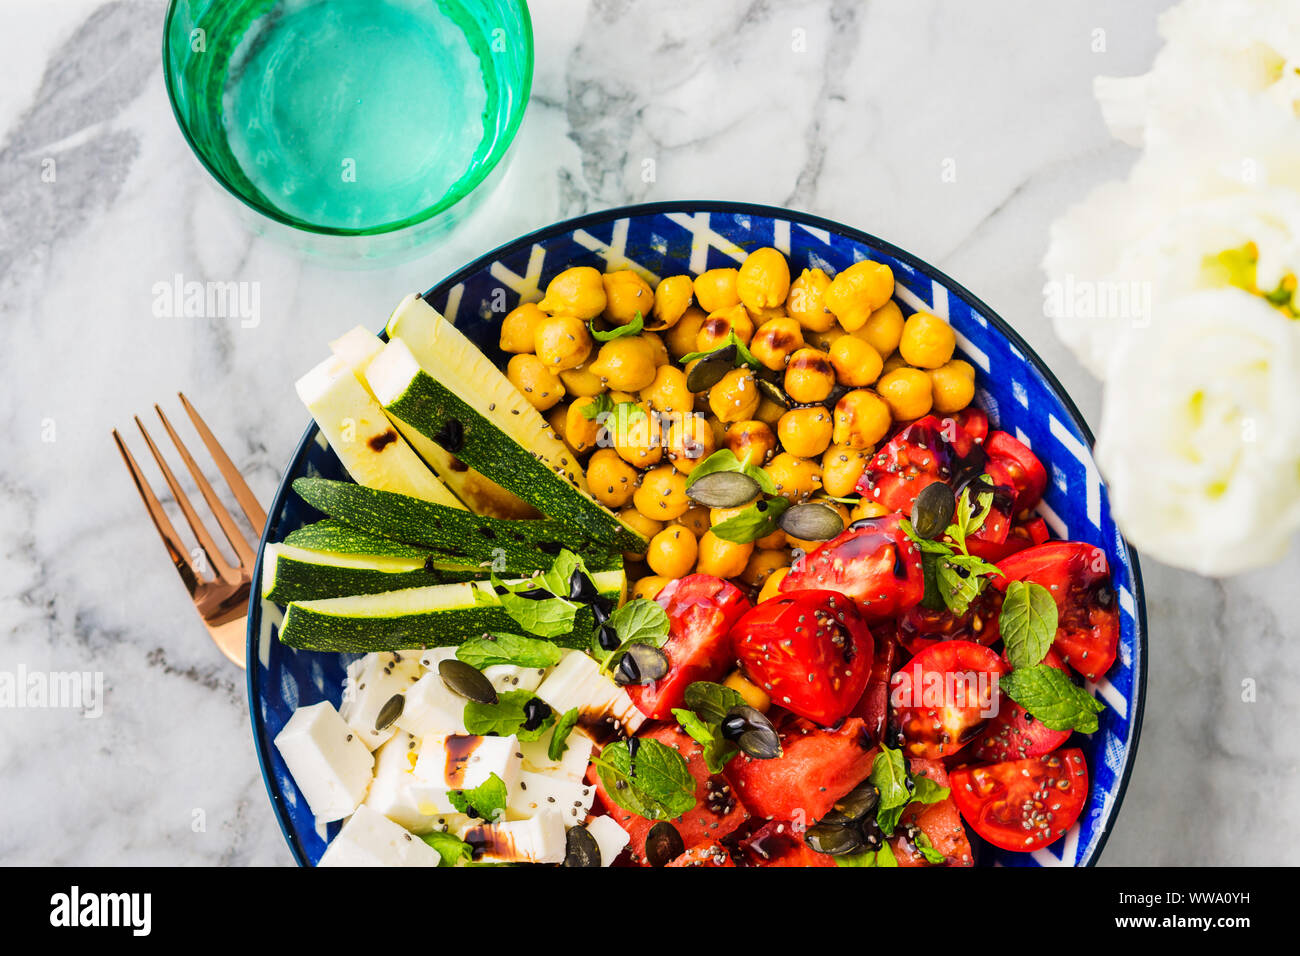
[161,0,535,237]
[246,199,1148,867]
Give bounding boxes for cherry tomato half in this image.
[949,749,1089,852]
[968,648,1073,763]
[858,415,985,514]
[984,431,1047,513]
[888,640,1007,759]
[780,514,924,621]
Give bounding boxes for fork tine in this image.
[134,415,238,583]
[155,404,257,569]
[178,392,268,534]
[113,429,202,595]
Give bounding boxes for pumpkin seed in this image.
[821,783,880,825]
[644,821,686,867]
[911,481,956,539]
[804,822,864,856]
[563,825,602,867]
[614,643,669,686]
[780,502,845,541]
[720,704,771,742]
[756,375,791,408]
[438,659,498,704]
[736,726,782,760]
[374,693,404,733]
[686,470,760,508]
[685,345,737,392]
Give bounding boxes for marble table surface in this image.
[1,0,1294,866]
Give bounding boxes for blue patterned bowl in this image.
[247,201,1147,867]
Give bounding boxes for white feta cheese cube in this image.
[518,725,595,781]
[535,650,645,734]
[464,810,567,864]
[418,646,458,670]
[395,671,468,737]
[273,701,374,822]
[317,805,441,867]
[363,731,435,833]
[410,733,522,817]
[339,650,424,750]
[584,815,631,867]
[483,663,546,694]
[509,770,595,826]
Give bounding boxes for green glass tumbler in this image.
[163,0,532,260]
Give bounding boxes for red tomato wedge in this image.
[737,820,836,867]
[964,514,1050,562]
[626,574,750,720]
[732,590,873,726]
[895,585,1004,657]
[889,640,1007,759]
[892,758,974,867]
[984,431,1048,513]
[943,407,988,444]
[780,515,924,621]
[968,649,1072,762]
[993,542,1120,681]
[852,625,898,745]
[949,749,1089,852]
[858,415,985,513]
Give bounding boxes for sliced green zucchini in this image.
[282,519,435,559]
[261,542,485,604]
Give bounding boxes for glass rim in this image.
[161,0,534,238]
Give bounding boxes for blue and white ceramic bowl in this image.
[248,202,1147,867]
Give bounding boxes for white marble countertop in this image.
[1,0,1295,866]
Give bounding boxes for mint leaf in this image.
[899,518,957,555]
[682,681,747,724]
[836,843,898,867]
[592,738,696,820]
[914,831,946,865]
[936,552,999,616]
[590,311,644,341]
[1000,664,1104,733]
[580,393,617,420]
[463,689,554,741]
[480,573,579,638]
[910,774,950,805]
[945,476,994,554]
[710,496,789,543]
[548,707,580,761]
[592,598,671,667]
[671,707,738,774]
[448,773,508,822]
[457,633,563,669]
[683,447,774,494]
[1001,580,1059,669]
[421,830,474,867]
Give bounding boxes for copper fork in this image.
[112,393,266,668]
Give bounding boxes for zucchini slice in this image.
[282,519,435,559]
[278,569,626,653]
[262,542,484,604]
[378,295,645,551]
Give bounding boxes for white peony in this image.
[1095,288,1300,575]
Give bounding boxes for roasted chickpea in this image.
[618,506,663,556]
[723,419,777,466]
[696,530,754,578]
[646,525,698,579]
[737,247,791,314]
[693,268,741,313]
[777,406,834,458]
[876,367,933,420]
[854,299,905,356]
[633,465,690,520]
[565,397,605,453]
[758,567,790,603]
[881,351,908,375]
[788,267,835,332]
[507,354,565,411]
[499,302,546,353]
[612,403,663,468]
[805,326,846,351]
[824,260,894,331]
[755,527,788,550]
[602,270,654,327]
[651,274,694,330]
[749,317,804,371]
[696,303,755,352]
[538,266,606,319]
[558,362,606,397]
[724,670,771,712]
[786,500,850,552]
[764,451,823,501]
[631,575,670,601]
[740,547,792,587]
[850,499,890,522]
[783,347,836,404]
[534,314,592,371]
[829,335,884,387]
[587,448,638,507]
[547,404,571,449]
[898,311,956,369]
[641,365,693,415]
[678,504,711,537]
[708,367,761,423]
[589,336,658,392]
[754,397,787,427]
[665,306,707,359]
[832,389,892,449]
[821,444,871,497]
[928,360,976,414]
[666,412,716,474]
[640,332,670,368]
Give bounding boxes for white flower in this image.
[1095,288,1300,575]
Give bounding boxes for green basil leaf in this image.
[463,689,554,741]
[592,598,671,664]
[1000,663,1104,733]
[914,831,946,865]
[457,633,563,669]
[580,393,617,420]
[590,312,644,341]
[835,850,879,867]
[869,745,911,835]
[447,772,509,823]
[910,774,950,805]
[421,830,474,867]
[875,841,899,867]
[671,706,738,775]
[592,738,696,820]
[1001,580,1059,669]
[710,496,789,543]
[899,518,957,555]
[682,681,747,724]
[548,707,580,761]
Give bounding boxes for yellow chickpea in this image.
[708,367,761,423]
[829,335,884,387]
[587,448,638,507]
[612,403,663,468]
[758,567,790,603]
[754,397,787,427]
[832,389,892,449]
[565,397,605,453]
[665,306,707,359]
[506,354,565,411]
[749,317,805,371]
[723,419,777,466]
[618,506,663,554]
[633,465,690,520]
[805,326,846,351]
[640,333,670,368]
[641,364,693,415]
[783,347,836,404]
[646,525,698,579]
[589,336,658,392]
[764,452,823,501]
[558,362,606,397]
[788,268,836,332]
[602,270,655,327]
[777,406,834,458]
[850,499,890,522]
[821,444,871,498]
[898,311,956,369]
[666,413,716,474]
[499,302,546,354]
[881,351,908,375]
[678,504,712,537]
[724,670,771,712]
[854,300,905,356]
[650,274,694,330]
[547,403,571,448]
[737,247,791,314]
[876,367,934,421]
[824,260,894,331]
[740,547,792,588]
[534,314,593,371]
[928,360,976,414]
[755,528,788,550]
[694,268,741,313]
[631,575,670,601]
[696,530,754,579]
[539,266,606,319]
[696,303,755,352]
